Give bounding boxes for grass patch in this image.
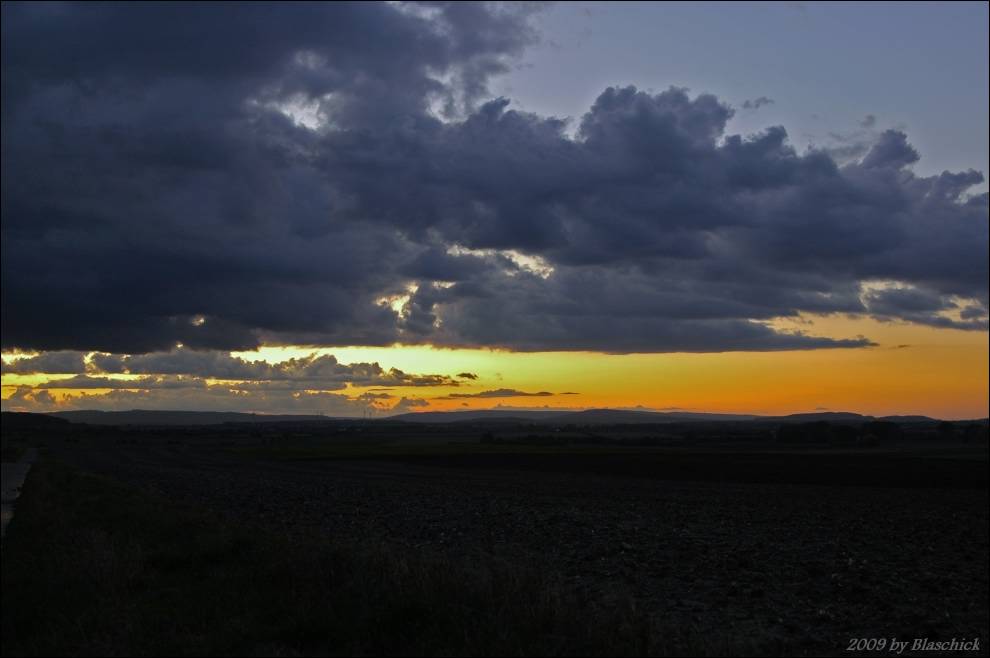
[1,456,736,656]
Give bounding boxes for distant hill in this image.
[2,411,72,430]
[767,412,870,423]
[394,408,769,424]
[559,409,760,424]
[390,409,948,425]
[34,408,950,428]
[47,410,336,426]
[388,410,569,424]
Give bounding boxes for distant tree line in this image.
[776,420,988,444]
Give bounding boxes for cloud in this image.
[36,374,206,390]
[437,388,555,399]
[1,351,87,374]
[1,346,479,416]
[863,285,988,331]
[1,3,986,360]
[742,96,774,110]
[87,349,462,387]
[3,384,374,416]
[456,372,479,380]
[3,347,464,386]
[391,397,429,413]
[860,129,919,169]
[2,372,440,417]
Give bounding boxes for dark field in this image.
[239,444,989,489]
[2,416,988,656]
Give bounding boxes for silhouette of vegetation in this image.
[861,420,903,442]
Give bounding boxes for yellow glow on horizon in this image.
[3,315,987,419]
[227,315,988,419]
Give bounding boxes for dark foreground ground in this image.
[2,423,987,656]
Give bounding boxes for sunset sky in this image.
[2,1,987,419]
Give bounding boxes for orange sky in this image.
[3,314,987,419]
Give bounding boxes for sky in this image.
[1,1,987,419]
[502,2,989,182]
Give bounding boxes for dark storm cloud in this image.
[863,286,989,331]
[2,1,538,353]
[860,129,920,169]
[1,1,540,122]
[2,2,986,358]
[1,351,88,374]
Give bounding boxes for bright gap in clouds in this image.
[2,313,988,419]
